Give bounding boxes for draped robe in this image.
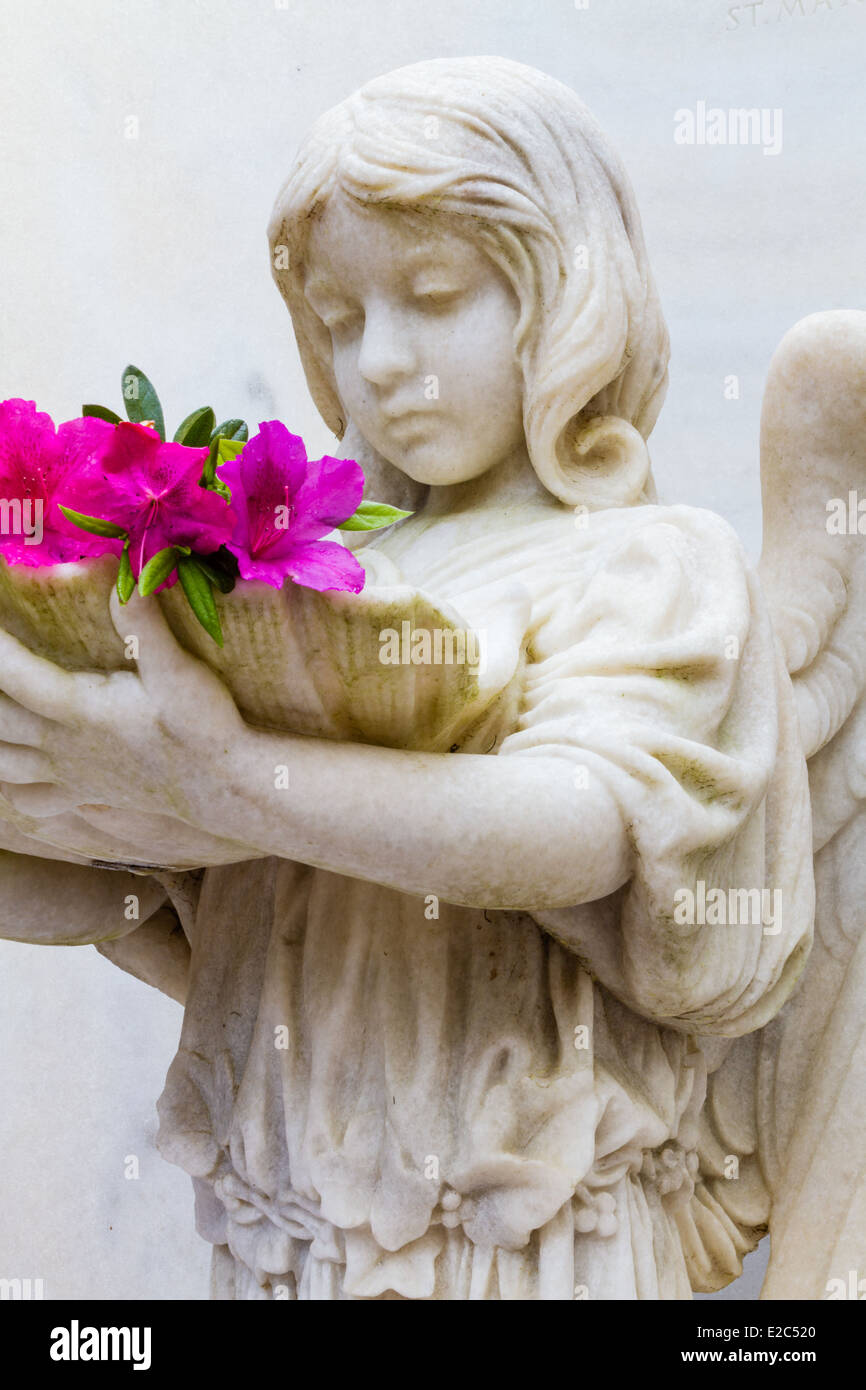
[155,502,813,1299]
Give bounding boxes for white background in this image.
[0,0,863,1300]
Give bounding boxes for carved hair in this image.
[268,56,669,508]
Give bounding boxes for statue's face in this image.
[304,193,526,486]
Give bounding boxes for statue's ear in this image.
[556,415,652,509]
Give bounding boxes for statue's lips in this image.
[381,410,435,435]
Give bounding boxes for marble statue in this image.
[1,56,864,1300]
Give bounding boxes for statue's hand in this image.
[0,591,249,848]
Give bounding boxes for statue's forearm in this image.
[96,904,190,1004]
[0,851,167,945]
[195,731,632,910]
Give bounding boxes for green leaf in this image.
[338,500,414,532]
[174,406,216,447]
[116,545,135,604]
[201,435,242,500]
[210,477,232,502]
[58,505,128,539]
[138,546,179,597]
[202,439,219,488]
[210,419,248,443]
[191,554,236,594]
[215,437,245,464]
[121,364,165,439]
[82,403,122,425]
[178,556,223,646]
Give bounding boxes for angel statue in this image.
[0,56,863,1301]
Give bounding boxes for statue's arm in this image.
[94,903,190,1004]
[163,731,633,911]
[0,848,168,946]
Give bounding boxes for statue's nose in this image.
[357,301,416,387]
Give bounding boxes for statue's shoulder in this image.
[532,501,749,579]
[519,502,753,668]
[603,500,745,551]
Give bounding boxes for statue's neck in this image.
[422,442,555,518]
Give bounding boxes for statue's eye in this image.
[412,284,465,310]
[321,305,364,334]
[304,281,363,333]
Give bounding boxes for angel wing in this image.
[692,310,866,1299]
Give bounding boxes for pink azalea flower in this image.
[0,398,120,566]
[216,420,365,591]
[63,421,236,589]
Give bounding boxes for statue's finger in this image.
[109,588,199,694]
[0,782,79,818]
[0,745,54,783]
[0,628,77,720]
[0,694,46,745]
